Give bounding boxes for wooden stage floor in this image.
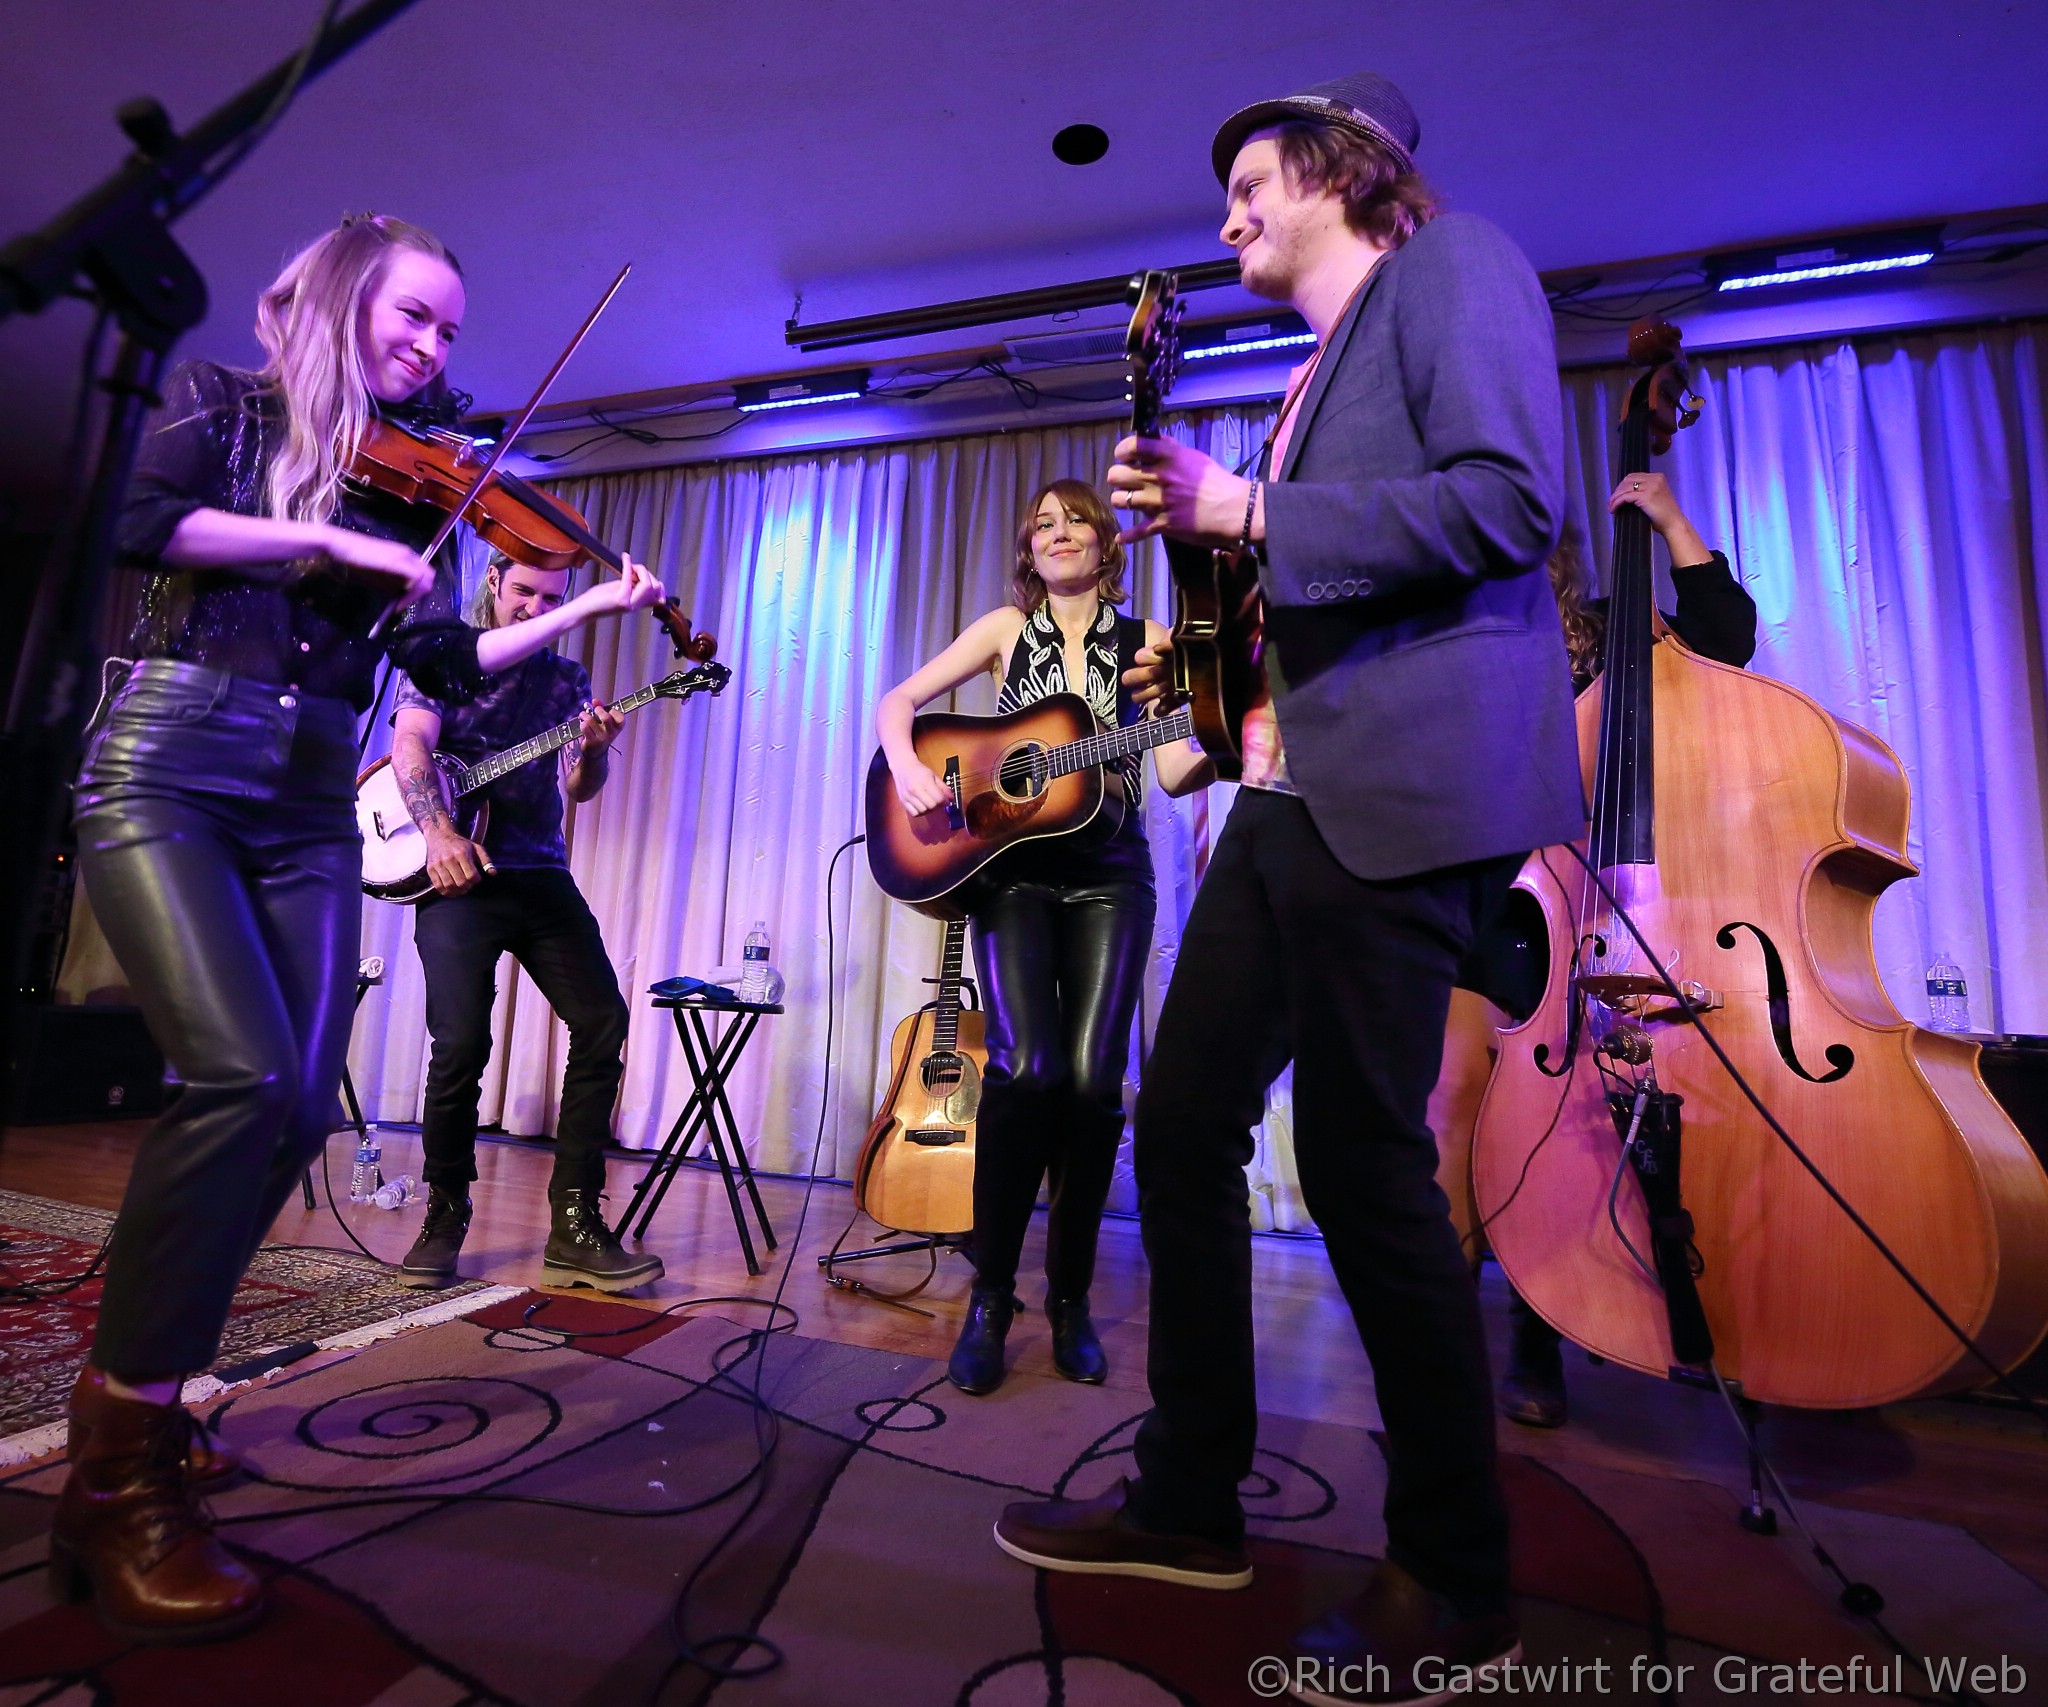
[5,1117,2048,1700]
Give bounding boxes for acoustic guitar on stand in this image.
[854,919,984,1236]
[357,661,728,902]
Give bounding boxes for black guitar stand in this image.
[817,967,980,1309]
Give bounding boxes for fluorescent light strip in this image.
[1716,252,1934,291]
[735,389,866,413]
[1183,331,1319,360]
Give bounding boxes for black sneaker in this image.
[543,1188,664,1292]
[993,1479,1252,1589]
[399,1187,472,1289]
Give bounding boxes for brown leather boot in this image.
[67,1366,243,1488]
[50,1380,265,1642]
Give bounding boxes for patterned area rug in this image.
[2,1292,2043,1706]
[0,1189,503,1440]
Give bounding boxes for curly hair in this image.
[1011,478,1128,611]
[1547,531,1606,684]
[1271,121,1439,249]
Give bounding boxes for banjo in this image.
[356,661,729,902]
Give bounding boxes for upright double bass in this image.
[1471,320,2048,1408]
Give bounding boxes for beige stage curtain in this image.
[346,316,2048,1242]
[345,405,1320,1226]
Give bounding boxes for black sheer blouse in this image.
[118,360,484,710]
[1581,551,1758,691]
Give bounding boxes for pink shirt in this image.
[1238,347,1325,794]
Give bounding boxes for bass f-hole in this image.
[1715,921,1856,1083]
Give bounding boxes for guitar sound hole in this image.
[922,1053,964,1093]
[995,745,1048,801]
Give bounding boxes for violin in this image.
[348,416,718,662]
[1469,318,2048,1408]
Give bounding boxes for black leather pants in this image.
[967,873,1154,1298]
[72,661,363,1381]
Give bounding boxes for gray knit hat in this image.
[1210,71,1422,185]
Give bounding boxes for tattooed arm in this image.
[391,706,494,896]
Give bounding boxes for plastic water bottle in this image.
[370,1174,418,1210]
[349,1133,383,1203]
[740,920,773,1006]
[1925,951,1970,1033]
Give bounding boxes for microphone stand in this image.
[0,0,425,1108]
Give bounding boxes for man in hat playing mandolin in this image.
[991,72,1583,1706]
[390,550,666,1293]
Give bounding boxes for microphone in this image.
[1598,1023,1653,1066]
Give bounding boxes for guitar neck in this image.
[455,681,660,795]
[929,920,969,1052]
[1040,705,1195,782]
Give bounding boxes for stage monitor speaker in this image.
[4,1003,165,1126]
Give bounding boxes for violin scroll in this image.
[653,602,718,661]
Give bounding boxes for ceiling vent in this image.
[1002,326,1132,368]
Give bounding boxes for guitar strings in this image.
[937,707,1197,796]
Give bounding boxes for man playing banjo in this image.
[389,551,667,1292]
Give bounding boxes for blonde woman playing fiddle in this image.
[57,214,658,1640]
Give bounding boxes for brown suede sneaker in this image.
[993,1478,1252,1589]
[1287,1561,1519,1706]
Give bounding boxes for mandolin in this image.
[357,661,728,902]
[854,919,984,1235]
[1122,269,1266,778]
[865,694,1194,911]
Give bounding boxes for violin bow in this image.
[369,260,632,634]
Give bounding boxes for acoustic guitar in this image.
[1123,269,1267,779]
[855,919,984,1235]
[864,695,1195,910]
[356,661,728,902]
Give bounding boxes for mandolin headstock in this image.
[1124,270,1185,438]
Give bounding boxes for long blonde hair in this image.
[253,214,461,525]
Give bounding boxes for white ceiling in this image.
[5,0,2046,518]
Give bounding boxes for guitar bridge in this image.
[906,1128,966,1147]
[943,756,964,832]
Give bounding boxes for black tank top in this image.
[982,601,1153,887]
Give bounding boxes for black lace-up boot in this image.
[399,1187,472,1289]
[543,1188,664,1292]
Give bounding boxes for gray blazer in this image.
[1258,211,1585,881]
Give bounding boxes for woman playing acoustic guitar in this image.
[877,479,1212,1393]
